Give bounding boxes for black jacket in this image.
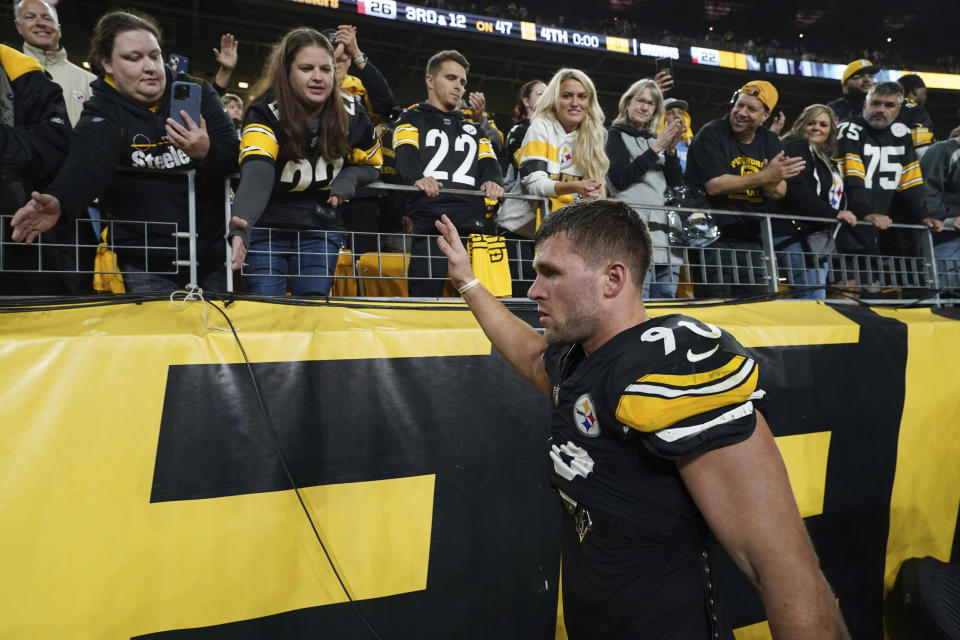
[781,135,845,231]
[0,44,70,208]
[46,66,238,275]
[826,94,862,123]
[0,44,72,294]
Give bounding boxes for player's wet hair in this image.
[867,81,904,105]
[426,50,469,77]
[534,198,652,289]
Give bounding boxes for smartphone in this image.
[655,57,675,86]
[169,81,202,128]
[168,53,189,74]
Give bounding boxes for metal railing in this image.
[3,177,958,304]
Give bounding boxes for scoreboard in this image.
[287,0,960,90]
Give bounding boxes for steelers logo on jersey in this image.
[462,123,477,136]
[573,393,600,437]
[559,144,574,167]
[891,122,910,138]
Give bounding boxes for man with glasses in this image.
[15,0,94,127]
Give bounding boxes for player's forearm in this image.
[460,285,550,395]
[761,569,850,640]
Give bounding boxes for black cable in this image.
[205,299,386,640]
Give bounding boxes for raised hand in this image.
[434,214,475,288]
[213,33,238,71]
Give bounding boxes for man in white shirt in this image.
[15,0,95,126]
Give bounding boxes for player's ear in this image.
[603,261,628,298]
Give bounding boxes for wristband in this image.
[353,53,368,65]
[457,278,481,295]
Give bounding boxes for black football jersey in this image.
[239,95,381,224]
[837,115,924,218]
[393,102,501,229]
[544,314,763,532]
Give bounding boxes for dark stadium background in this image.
[1,0,955,140]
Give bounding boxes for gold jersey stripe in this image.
[239,129,279,161]
[518,139,559,164]
[616,364,759,433]
[478,138,496,160]
[841,154,866,178]
[898,162,923,191]
[239,146,275,162]
[631,354,748,390]
[393,126,419,149]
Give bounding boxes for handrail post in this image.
[187,169,198,288]
[759,214,778,294]
[224,178,234,293]
[920,226,940,305]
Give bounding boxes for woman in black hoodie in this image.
[11,10,238,293]
[778,104,857,299]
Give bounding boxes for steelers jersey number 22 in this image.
[422,129,477,187]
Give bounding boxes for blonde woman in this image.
[497,68,608,239]
[606,78,686,298]
[778,104,856,299]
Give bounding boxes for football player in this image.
[433,198,850,639]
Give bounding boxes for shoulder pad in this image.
[615,314,759,435]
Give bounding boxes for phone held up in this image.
[655,57,675,88]
[169,81,202,129]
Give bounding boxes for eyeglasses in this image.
[632,96,656,107]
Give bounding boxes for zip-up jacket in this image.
[0,44,69,197]
[45,66,238,276]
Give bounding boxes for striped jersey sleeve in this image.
[393,123,419,150]
[239,122,279,163]
[615,317,762,459]
[239,103,281,164]
[477,136,497,161]
[898,160,923,191]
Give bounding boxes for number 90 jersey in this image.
[544,314,764,533]
[393,102,502,230]
[239,96,382,227]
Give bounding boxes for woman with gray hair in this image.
[605,78,686,298]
